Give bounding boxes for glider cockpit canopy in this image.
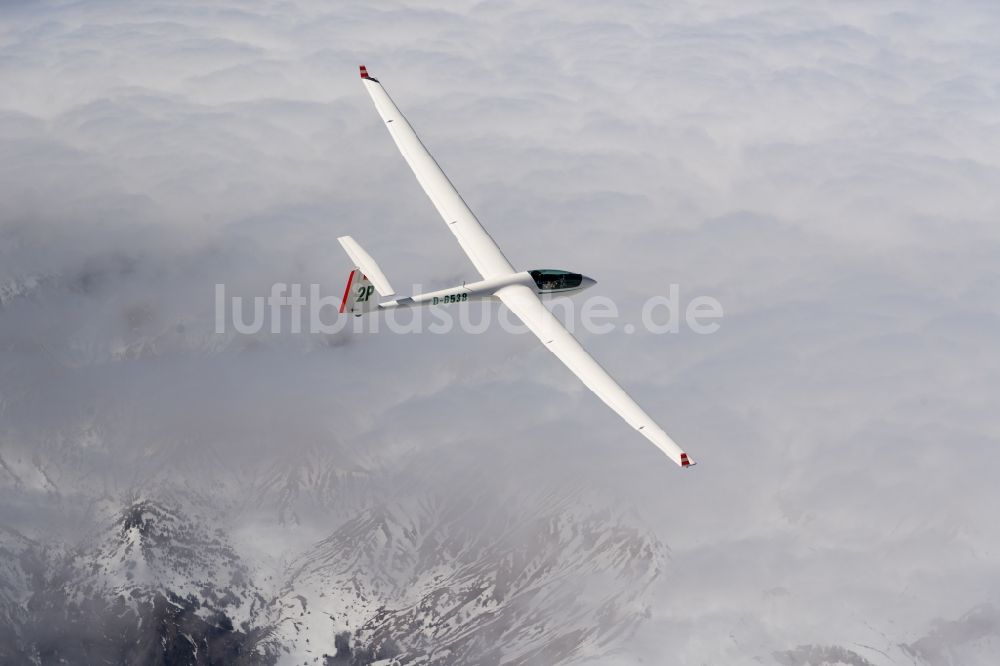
[530,269,584,291]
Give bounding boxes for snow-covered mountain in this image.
[271,496,663,664]
[0,475,663,664]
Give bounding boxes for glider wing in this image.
[360,65,516,279]
[496,284,693,468]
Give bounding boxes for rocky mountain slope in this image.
[0,480,663,664]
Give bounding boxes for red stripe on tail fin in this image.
[339,270,356,313]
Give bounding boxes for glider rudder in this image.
[339,269,378,315]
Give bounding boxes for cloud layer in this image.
[2,1,1000,664]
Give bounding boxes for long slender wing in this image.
[359,65,515,279]
[496,284,693,467]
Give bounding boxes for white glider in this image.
[341,65,693,468]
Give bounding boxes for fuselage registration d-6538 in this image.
[338,65,694,469]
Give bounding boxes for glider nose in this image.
[581,276,597,290]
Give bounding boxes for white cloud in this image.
[2,0,999,663]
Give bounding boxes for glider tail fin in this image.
[337,236,394,297]
[339,269,378,315]
[337,236,394,316]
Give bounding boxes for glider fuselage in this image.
[378,270,596,310]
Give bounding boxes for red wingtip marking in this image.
[339,270,356,313]
[360,65,370,79]
[680,453,691,467]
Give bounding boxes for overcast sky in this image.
[2,1,1000,664]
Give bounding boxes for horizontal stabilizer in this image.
[337,236,395,296]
